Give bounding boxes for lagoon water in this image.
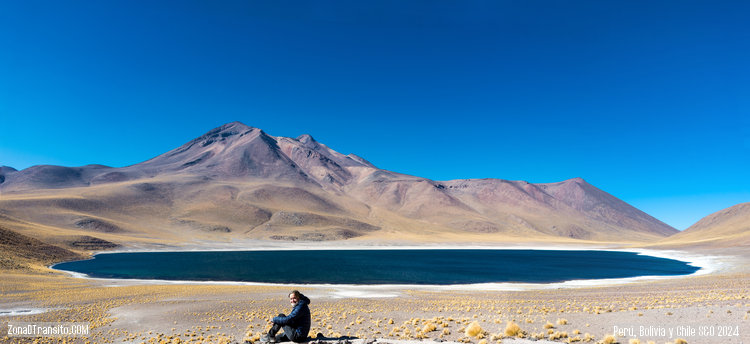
[53,249,699,285]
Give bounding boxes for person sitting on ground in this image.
[261,290,311,343]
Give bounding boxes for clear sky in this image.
[1,1,748,230]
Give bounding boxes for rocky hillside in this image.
[0,122,678,245]
[656,202,750,247]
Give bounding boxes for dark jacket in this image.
[273,294,311,339]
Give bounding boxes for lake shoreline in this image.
[6,244,748,344]
[49,243,724,292]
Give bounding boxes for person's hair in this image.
[289,290,301,298]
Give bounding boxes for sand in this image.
[1,243,748,344]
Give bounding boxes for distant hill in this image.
[0,122,678,246]
[0,224,84,270]
[656,202,750,247]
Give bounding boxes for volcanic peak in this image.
[297,134,316,144]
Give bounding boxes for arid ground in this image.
[1,244,748,344]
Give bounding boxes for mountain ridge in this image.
[655,202,750,247]
[0,121,680,245]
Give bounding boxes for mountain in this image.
[0,224,85,270]
[0,122,679,245]
[656,202,750,247]
[0,123,376,191]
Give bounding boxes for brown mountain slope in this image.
[0,177,380,245]
[0,224,85,270]
[0,122,678,245]
[436,178,676,241]
[656,202,750,247]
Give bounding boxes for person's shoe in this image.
[260,334,276,343]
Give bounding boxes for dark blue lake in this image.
[53,249,700,285]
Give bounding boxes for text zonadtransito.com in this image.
[7,322,90,337]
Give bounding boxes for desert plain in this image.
[1,241,748,344]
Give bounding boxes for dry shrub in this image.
[422,323,437,333]
[629,339,641,344]
[674,339,687,344]
[504,320,521,337]
[548,331,568,340]
[557,318,568,325]
[602,334,617,344]
[465,321,483,338]
[243,330,260,343]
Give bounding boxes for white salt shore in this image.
[313,339,559,344]
[49,241,730,295]
[0,308,50,317]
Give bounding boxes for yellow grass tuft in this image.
[465,321,483,338]
[243,330,255,343]
[673,339,687,344]
[504,320,521,337]
[629,339,641,344]
[422,323,437,333]
[556,318,568,325]
[602,334,617,344]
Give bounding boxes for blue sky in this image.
[1,1,748,230]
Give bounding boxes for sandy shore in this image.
[2,243,748,344]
